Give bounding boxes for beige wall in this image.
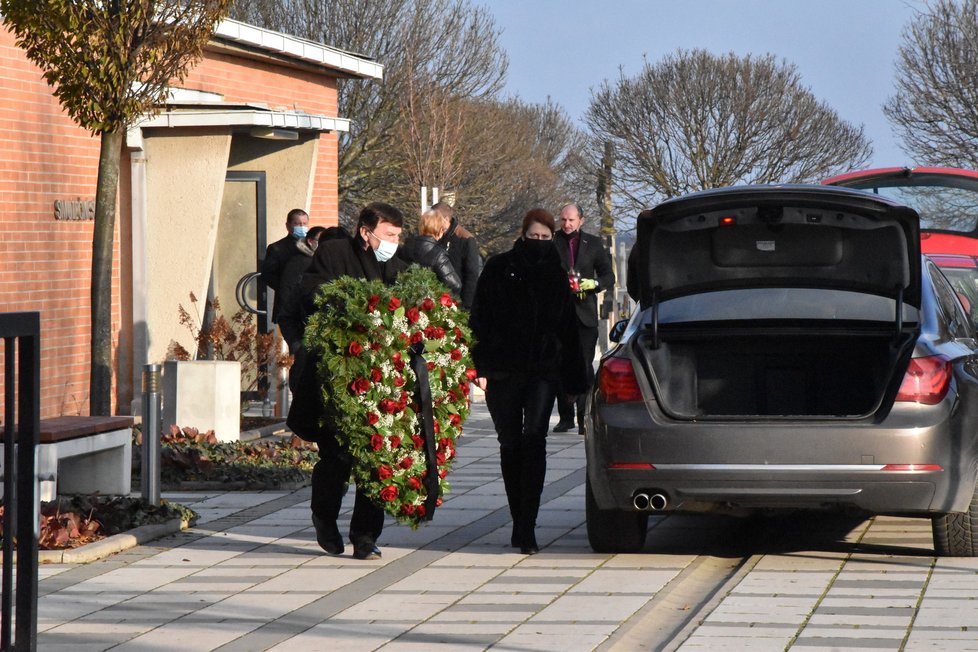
[228,134,319,244]
[143,128,232,364]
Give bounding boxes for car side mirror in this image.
[609,318,629,343]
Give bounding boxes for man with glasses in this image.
[287,202,407,561]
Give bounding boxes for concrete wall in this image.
[143,129,231,365]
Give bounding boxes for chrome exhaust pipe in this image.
[632,493,650,510]
[648,493,668,511]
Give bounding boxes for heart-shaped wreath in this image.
[304,266,475,528]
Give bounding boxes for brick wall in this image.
[0,28,343,418]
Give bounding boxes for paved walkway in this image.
[35,400,978,651]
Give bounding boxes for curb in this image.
[37,518,188,564]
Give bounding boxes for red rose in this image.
[439,468,448,478]
[399,456,414,469]
[450,348,462,361]
[426,361,435,371]
[389,435,402,449]
[432,420,440,433]
[401,503,415,515]
[421,297,435,311]
[366,412,380,425]
[394,358,405,371]
[378,465,393,480]
[424,326,436,339]
[434,327,446,339]
[379,398,400,414]
[436,498,443,507]
[379,485,398,502]
[416,504,427,517]
[393,375,405,387]
[408,476,422,490]
[411,331,424,345]
[371,434,384,451]
[439,293,454,307]
[447,390,458,402]
[449,413,462,427]
[465,368,477,380]
[370,342,382,351]
[348,341,363,356]
[388,296,401,311]
[406,307,421,324]
[412,435,424,449]
[439,437,452,448]
[350,378,371,395]
[454,327,463,340]
[371,367,382,382]
[436,451,447,465]
[367,294,381,312]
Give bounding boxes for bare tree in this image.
[2,0,233,415]
[230,0,508,222]
[885,0,978,167]
[586,49,873,218]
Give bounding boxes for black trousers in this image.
[557,324,598,424]
[310,445,385,546]
[485,376,556,539]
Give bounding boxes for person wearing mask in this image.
[261,208,310,326]
[277,225,350,354]
[469,208,587,554]
[399,208,463,298]
[433,202,482,310]
[551,203,615,434]
[287,203,408,561]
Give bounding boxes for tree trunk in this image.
[90,129,122,416]
[597,140,615,237]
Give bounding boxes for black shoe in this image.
[312,515,344,555]
[353,542,382,560]
[520,533,540,555]
[553,420,575,433]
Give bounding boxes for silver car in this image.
[586,185,978,556]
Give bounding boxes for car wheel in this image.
[585,476,649,553]
[932,482,978,557]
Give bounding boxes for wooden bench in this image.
[0,416,133,501]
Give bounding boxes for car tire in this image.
[932,482,978,557]
[585,476,649,553]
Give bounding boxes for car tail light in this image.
[895,355,952,405]
[599,357,643,404]
[881,464,943,471]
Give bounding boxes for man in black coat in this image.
[552,203,616,433]
[261,208,310,325]
[433,202,482,310]
[286,203,407,561]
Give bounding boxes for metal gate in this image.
[1,312,39,652]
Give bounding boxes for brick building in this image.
[0,19,382,418]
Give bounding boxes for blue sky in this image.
[484,0,926,169]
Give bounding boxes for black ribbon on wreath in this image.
[408,340,440,520]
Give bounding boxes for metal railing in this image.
[1,312,40,652]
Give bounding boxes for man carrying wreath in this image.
[286,202,407,561]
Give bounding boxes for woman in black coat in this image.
[470,208,587,554]
[398,208,463,298]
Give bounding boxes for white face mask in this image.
[369,232,398,262]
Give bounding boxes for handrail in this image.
[235,272,266,316]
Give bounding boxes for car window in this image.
[929,262,975,339]
[860,184,978,232]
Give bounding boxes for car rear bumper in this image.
[586,400,978,515]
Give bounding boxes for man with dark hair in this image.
[552,203,615,434]
[287,202,407,561]
[261,208,309,325]
[433,202,482,310]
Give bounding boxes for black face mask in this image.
[519,237,554,262]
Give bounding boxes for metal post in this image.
[141,364,161,506]
[277,336,290,417]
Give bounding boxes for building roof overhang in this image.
[210,19,383,81]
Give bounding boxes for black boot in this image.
[500,446,523,547]
[518,442,547,555]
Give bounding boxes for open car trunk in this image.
[634,323,915,418]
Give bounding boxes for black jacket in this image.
[286,236,408,445]
[470,239,587,393]
[438,218,483,310]
[399,235,463,298]
[276,240,317,352]
[553,229,616,329]
[261,234,300,323]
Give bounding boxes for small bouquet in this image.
[304,266,475,528]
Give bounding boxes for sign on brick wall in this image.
[54,199,96,221]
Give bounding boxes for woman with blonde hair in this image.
[399,208,463,298]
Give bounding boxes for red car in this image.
[825,167,978,318]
